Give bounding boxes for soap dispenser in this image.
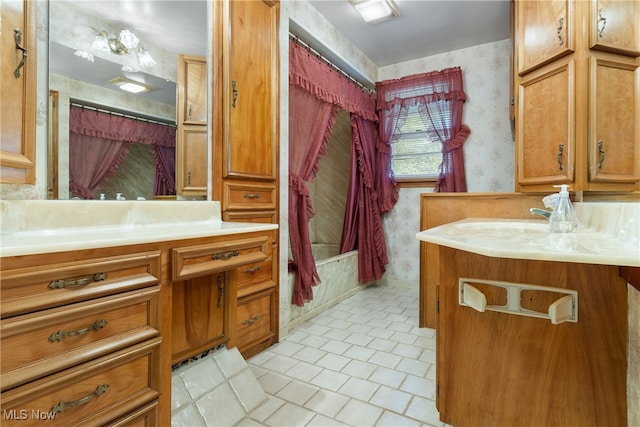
[549,184,577,233]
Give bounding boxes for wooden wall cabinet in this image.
[213,0,280,359]
[514,0,639,193]
[0,0,37,184]
[176,55,208,197]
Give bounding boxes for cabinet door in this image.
[225,0,277,181]
[588,57,639,184]
[171,273,226,364]
[0,0,36,184]
[176,125,207,196]
[178,55,207,125]
[517,57,575,188]
[517,0,574,74]
[589,0,640,57]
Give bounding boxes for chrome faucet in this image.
[529,208,551,219]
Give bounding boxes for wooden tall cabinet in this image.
[0,0,37,184]
[176,55,208,197]
[514,0,639,193]
[212,0,280,359]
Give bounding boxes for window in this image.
[391,104,443,180]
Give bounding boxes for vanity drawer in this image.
[172,235,270,281]
[236,257,274,295]
[236,288,276,352]
[1,251,161,318]
[0,338,161,427]
[1,286,160,392]
[222,182,276,211]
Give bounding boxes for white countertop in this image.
[416,202,639,267]
[0,200,278,257]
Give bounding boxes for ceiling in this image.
[307,0,510,67]
[50,0,510,107]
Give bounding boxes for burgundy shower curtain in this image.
[69,106,176,199]
[289,39,397,306]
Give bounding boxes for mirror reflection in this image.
[48,0,207,200]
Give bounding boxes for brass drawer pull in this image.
[598,8,607,38]
[48,319,107,343]
[242,315,260,326]
[212,250,239,260]
[50,384,109,414]
[49,272,108,289]
[597,140,606,169]
[556,144,564,171]
[243,193,262,199]
[14,29,27,78]
[243,266,261,274]
[556,17,564,45]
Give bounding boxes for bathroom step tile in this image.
[215,346,248,378]
[180,357,226,400]
[230,368,267,412]
[196,382,246,426]
[172,403,206,427]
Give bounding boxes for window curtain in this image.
[289,38,398,306]
[69,106,176,198]
[376,67,470,192]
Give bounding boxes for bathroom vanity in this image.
[0,200,277,426]
[417,204,639,426]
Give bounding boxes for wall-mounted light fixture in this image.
[349,0,399,23]
[89,29,156,70]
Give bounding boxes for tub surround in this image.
[0,200,277,257]
[416,202,640,267]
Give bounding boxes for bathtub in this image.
[287,243,372,329]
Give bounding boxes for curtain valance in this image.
[70,106,175,148]
[289,39,378,123]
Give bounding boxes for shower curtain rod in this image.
[289,33,375,95]
[70,101,177,128]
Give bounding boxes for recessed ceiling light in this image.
[350,0,399,23]
[108,76,154,94]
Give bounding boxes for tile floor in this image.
[172,283,449,426]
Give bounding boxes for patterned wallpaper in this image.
[380,39,515,286]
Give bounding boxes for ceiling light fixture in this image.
[90,29,156,70]
[349,0,399,23]
[108,76,154,94]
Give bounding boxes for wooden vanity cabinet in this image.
[436,247,627,426]
[176,55,208,197]
[0,0,37,184]
[514,0,639,193]
[0,248,162,426]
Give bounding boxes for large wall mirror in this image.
[48,0,207,200]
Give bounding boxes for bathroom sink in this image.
[450,219,549,234]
